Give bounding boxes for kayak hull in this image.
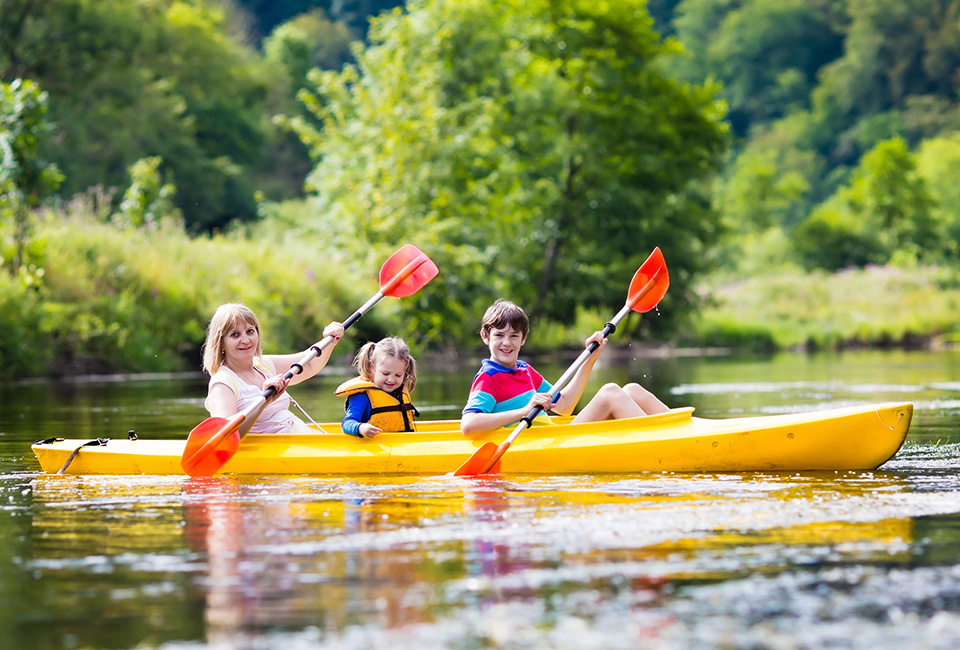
[31,402,913,476]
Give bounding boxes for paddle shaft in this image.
[480,267,665,471]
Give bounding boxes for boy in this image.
[460,299,669,436]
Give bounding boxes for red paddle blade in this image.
[453,441,498,476]
[627,247,669,313]
[379,244,439,298]
[180,415,243,477]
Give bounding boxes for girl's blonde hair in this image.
[201,303,262,375]
[352,336,418,392]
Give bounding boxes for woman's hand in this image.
[322,321,345,343]
[358,423,382,439]
[263,374,291,402]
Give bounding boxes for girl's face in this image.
[222,320,259,367]
[373,355,408,392]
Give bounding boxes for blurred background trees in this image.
[3,0,960,377]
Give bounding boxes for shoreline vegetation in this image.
[3,208,959,383]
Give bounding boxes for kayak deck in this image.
[31,402,913,476]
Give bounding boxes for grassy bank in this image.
[0,202,386,379]
[688,264,960,352]
[5,201,960,381]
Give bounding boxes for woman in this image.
[201,303,344,433]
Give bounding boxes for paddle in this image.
[180,244,439,477]
[453,247,669,477]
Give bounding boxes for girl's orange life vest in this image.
[334,377,418,432]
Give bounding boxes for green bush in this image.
[0,198,370,379]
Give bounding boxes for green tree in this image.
[916,131,960,260]
[116,156,180,231]
[795,137,937,270]
[811,0,960,164]
[292,0,727,344]
[263,9,357,89]
[1,0,273,230]
[233,0,405,40]
[672,0,843,135]
[0,78,63,274]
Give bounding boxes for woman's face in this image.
[222,320,259,367]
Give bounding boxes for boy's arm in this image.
[550,334,606,415]
[461,392,555,436]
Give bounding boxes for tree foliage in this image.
[0,78,63,274]
[1,0,273,230]
[794,137,937,270]
[293,0,728,345]
[672,0,844,134]
[233,0,404,41]
[664,0,960,275]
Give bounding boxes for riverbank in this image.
[687,263,960,353]
[4,215,958,383]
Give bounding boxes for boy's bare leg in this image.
[571,383,646,423]
[623,382,670,415]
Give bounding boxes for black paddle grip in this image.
[586,322,617,353]
[521,405,545,426]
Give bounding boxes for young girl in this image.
[202,303,344,433]
[335,337,420,438]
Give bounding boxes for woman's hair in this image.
[352,336,418,391]
[479,299,529,339]
[201,303,262,375]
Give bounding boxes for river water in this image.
[2,349,960,649]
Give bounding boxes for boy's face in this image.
[481,325,526,368]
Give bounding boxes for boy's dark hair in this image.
[480,299,530,339]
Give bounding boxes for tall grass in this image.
[0,198,385,379]
[4,196,960,380]
[689,263,960,351]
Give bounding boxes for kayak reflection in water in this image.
[201,303,344,433]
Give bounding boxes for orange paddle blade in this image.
[379,244,439,298]
[180,415,243,477]
[453,441,498,477]
[454,441,510,477]
[627,247,669,313]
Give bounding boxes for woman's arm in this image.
[266,322,345,385]
[206,382,239,419]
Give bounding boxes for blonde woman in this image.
[201,303,344,433]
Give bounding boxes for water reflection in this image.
[10,350,960,649]
[19,465,960,648]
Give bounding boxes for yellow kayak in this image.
[31,402,912,476]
